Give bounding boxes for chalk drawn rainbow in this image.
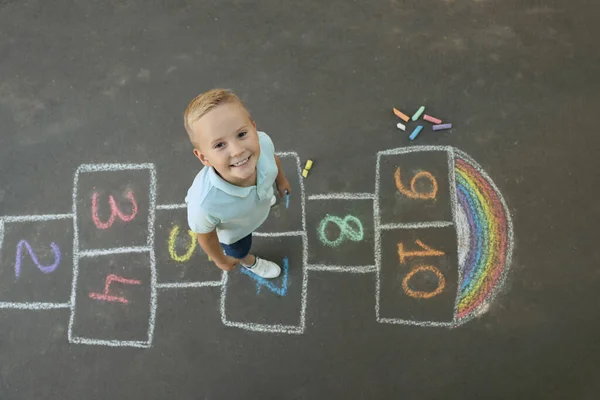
[453,150,514,324]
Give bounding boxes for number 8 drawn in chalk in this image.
[394,167,438,200]
[318,215,364,247]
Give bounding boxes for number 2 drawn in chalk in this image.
[394,167,438,199]
[168,225,197,262]
[14,239,61,279]
[318,215,364,247]
[397,240,444,264]
[91,191,138,230]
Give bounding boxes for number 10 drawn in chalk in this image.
[394,167,438,199]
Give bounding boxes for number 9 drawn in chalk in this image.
[317,214,364,247]
[394,167,438,200]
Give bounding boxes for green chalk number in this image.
[318,214,364,247]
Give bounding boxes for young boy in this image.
[184,89,291,279]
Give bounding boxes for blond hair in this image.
[183,89,248,145]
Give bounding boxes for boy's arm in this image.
[196,230,238,271]
[274,155,291,197]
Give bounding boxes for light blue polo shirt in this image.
[185,131,279,245]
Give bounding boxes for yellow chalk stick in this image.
[302,169,309,178]
[305,160,313,170]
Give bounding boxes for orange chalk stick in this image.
[393,108,410,122]
[423,114,442,124]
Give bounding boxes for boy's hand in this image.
[276,177,291,198]
[214,255,239,271]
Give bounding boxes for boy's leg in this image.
[220,235,281,279]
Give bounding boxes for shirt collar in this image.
[208,167,254,198]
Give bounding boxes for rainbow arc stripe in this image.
[454,152,513,322]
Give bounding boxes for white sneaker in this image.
[244,256,281,279]
[270,195,277,206]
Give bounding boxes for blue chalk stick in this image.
[409,125,423,140]
[285,190,290,209]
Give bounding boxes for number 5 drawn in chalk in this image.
[397,240,444,264]
[92,191,138,230]
[240,257,289,296]
[168,225,197,262]
[394,167,438,200]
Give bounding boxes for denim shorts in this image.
[220,234,252,259]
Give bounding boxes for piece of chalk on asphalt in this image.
[432,123,452,131]
[412,106,425,121]
[423,114,442,124]
[285,191,290,209]
[393,108,410,122]
[305,160,313,170]
[409,125,423,140]
[302,169,309,178]
[396,122,406,131]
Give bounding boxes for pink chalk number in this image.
[89,274,141,304]
[91,191,138,229]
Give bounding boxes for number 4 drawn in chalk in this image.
[240,257,289,296]
[89,274,141,304]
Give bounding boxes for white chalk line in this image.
[307,265,377,273]
[156,203,187,210]
[253,231,305,237]
[67,166,80,343]
[0,302,71,310]
[374,152,382,320]
[307,193,375,200]
[156,281,222,289]
[2,213,73,223]
[79,246,152,257]
[0,219,4,257]
[377,318,454,328]
[70,337,151,348]
[76,163,155,173]
[147,166,158,347]
[377,145,452,156]
[448,148,463,324]
[379,221,454,230]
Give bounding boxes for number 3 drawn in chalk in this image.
[394,167,438,199]
[318,215,364,247]
[168,225,197,262]
[91,191,138,230]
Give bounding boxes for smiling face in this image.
[190,101,260,187]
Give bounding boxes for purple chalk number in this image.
[14,240,61,279]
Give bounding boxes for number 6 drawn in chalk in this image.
[168,225,197,262]
[394,167,438,199]
[318,215,364,247]
[91,191,138,230]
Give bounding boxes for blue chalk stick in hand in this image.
[409,125,423,140]
[285,190,290,209]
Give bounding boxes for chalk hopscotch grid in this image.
[375,146,460,328]
[0,147,512,343]
[68,163,157,348]
[220,152,308,335]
